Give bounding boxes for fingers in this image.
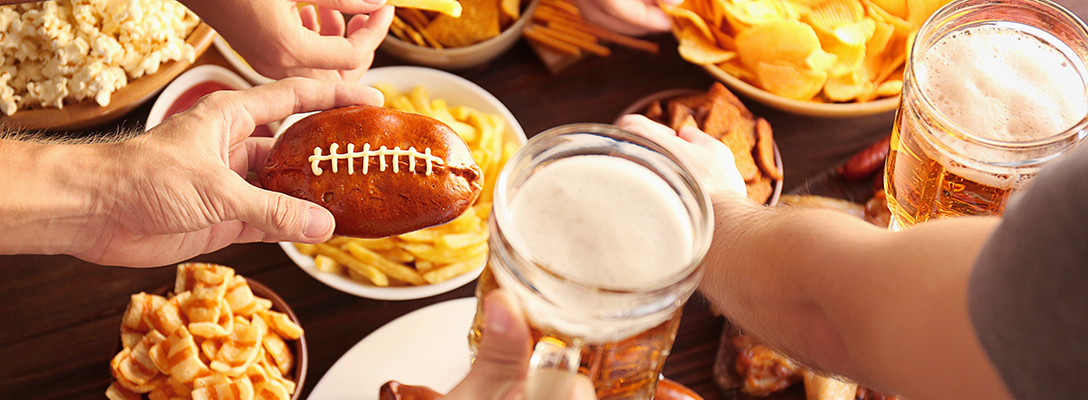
[194,78,383,144]
[345,6,395,58]
[218,172,336,243]
[317,7,347,36]
[299,5,319,31]
[445,289,532,400]
[306,0,387,14]
[574,0,672,35]
[288,5,391,72]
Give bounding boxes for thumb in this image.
[222,176,335,243]
[446,289,532,400]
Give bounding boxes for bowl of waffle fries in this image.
[106,263,307,400]
[619,82,783,205]
[279,66,525,300]
[661,0,953,117]
[380,0,542,69]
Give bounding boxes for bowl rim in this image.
[702,64,900,118]
[381,0,542,54]
[277,65,527,300]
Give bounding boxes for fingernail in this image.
[484,295,513,336]
[303,208,332,238]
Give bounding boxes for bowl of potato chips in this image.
[380,0,542,69]
[279,66,525,300]
[107,263,307,400]
[663,0,952,117]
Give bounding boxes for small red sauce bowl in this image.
[147,64,277,137]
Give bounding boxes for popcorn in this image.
[0,0,200,116]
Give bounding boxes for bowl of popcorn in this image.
[0,0,215,131]
[380,0,542,69]
[279,66,526,300]
[106,263,307,400]
[661,0,943,117]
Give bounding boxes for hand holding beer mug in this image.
[885,0,1088,230]
[469,124,713,400]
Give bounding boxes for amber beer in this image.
[469,124,712,400]
[469,268,683,400]
[884,0,1088,230]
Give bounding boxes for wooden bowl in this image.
[0,22,216,132]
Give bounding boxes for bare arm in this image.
[699,193,1011,400]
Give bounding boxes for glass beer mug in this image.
[884,0,1088,230]
[468,123,713,400]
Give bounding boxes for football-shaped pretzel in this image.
[259,105,484,238]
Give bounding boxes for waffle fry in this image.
[295,85,520,288]
[109,264,302,399]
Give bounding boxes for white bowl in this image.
[279,66,527,301]
[703,64,900,118]
[147,64,253,130]
[379,0,541,70]
[213,35,275,86]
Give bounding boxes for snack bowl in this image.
[278,66,526,301]
[112,274,308,400]
[146,64,279,136]
[1,22,215,131]
[380,0,542,70]
[618,87,784,206]
[702,65,900,118]
[212,35,276,86]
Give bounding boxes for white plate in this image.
[308,297,476,399]
[280,242,484,301]
[278,66,526,301]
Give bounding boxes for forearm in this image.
[699,193,1009,400]
[0,138,111,256]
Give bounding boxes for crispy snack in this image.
[390,0,514,48]
[108,263,302,400]
[294,85,520,287]
[643,82,781,204]
[803,370,858,400]
[525,0,660,61]
[663,0,952,103]
[387,0,464,17]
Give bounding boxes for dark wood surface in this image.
[2,1,1085,397]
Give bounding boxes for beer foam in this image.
[509,155,694,290]
[916,24,1088,142]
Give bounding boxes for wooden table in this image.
[2,0,1084,396]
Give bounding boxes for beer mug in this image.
[884,0,1088,230]
[468,123,714,400]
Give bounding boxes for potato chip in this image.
[876,79,903,96]
[833,17,876,46]
[823,39,866,77]
[736,20,822,70]
[805,0,864,34]
[663,4,715,42]
[757,62,828,100]
[677,26,737,65]
[427,0,500,47]
[824,73,871,102]
[805,48,839,71]
[723,0,800,28]
[908,0,952,28]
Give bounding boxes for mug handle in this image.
[524,336,583,400]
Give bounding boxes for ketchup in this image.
[163,81,274,137]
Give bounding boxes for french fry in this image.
[343,241,427,285]
[400,241,488,264]
[424,253,487,284]
[313,254,341,274]
[314,243,390,286]
[292,243,316,257]
[386,0,463,17]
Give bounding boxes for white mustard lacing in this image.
[308,143,444,176]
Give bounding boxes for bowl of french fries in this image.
[662,0,953,117]
[280,66,526,300]
[380,0,542,69]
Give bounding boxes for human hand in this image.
[572,0,679,36]
[444,289,598,400]
[71,78,383,267]
[183,0,393,82]
[616,114,746,198]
